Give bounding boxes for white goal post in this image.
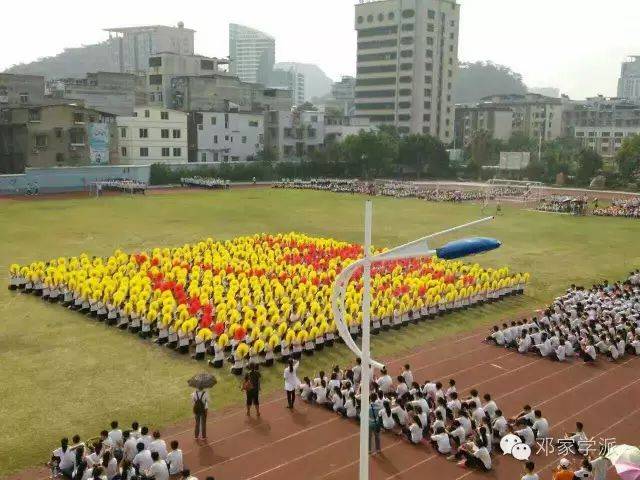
[484,178,544,206]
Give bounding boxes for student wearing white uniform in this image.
[531,410,549,439]
[401,364,414,386]
[430,426,452,454]
[284,359,300,409]
[379,402,397,431]
[492,410,508,440]
[52,438,76,478]
[376,368,393,394]
[166,440,183,476]
[123,431,138,462]
[132,443,153,474]
[312,381,328,405]
[521,461,539,480]
[589,454,610,480]
[107,421,123,448]
[146,452,169,480]
[515,425,536,446]
[149,431,168,460]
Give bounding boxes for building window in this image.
[54,128,63,138]
[426,49,433,58]
[399,76,412,83]
[198,124,203,131]
[423,114,431,121]
[242,136,247,144]
[402,9,415,18]
[428,9,435,19]
[140,128,149,138]
[311,115,318,122]
[400,63,413,71]
[161,147,170,156]
[144,110,150,118]
[425,88,432,96]
[214,135,218,143]
[400,37,414,45]
[399,89,411,96]
[427,24,434,32]
[149,57,162,67]
[149,93,155,102]
[357,15,363,24]
[70,129,84,145]
[232,156,240,162]
[35,134,48,149]
[149,75,163,86]
[161,129,169,138]
[56,153,64,163]
[120,127,127,138]
[425,76,432,84]
[427,37,434,46]
[425,63,433,71]
[377,13,384,21]
[20,93,29,104]
[424,101,432,109]
[211,116,217,125]
[201,152,207,162]
[367,14,373,22]
[388,12,395,20]
[172,129,181,138]
[399,101,411,109]
[223,155,229,162]
[400,50,413,58]
[213,152,219,162]
[398,114,411,121]
[225,135,229,141]
[401,23,414,31]
[173,148,181,157]
[449,33,454,40]
[72,112,83,123]
[121,147,127,157]
[249,120,258,127]
[160,111,169,120]
[200,59,214,70]
[140,147,149,157]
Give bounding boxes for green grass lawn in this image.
[1,188,639,476]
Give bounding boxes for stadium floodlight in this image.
[330,204,499,480]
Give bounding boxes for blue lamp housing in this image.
[435,237,501,260]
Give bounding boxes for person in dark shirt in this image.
[244,363,261,417]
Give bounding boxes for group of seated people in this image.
[273,179,494,203]
[95,180,147,194]
[48,421,211,480]
[180,177,229,189]
[296,360,597,473]
[487,275,640,362]
[536,196,588,215]
[593,198,640,218]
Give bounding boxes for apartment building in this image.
[0,102,118,173]
[192,111,264,163]
[618,56,640,102]
[354,0,460,142]
[229,24,276,85]
[0,74,45,107]
[574,126,640,158]
[265,110,325,159]
[117,106,187,165]
[454,104,513,146]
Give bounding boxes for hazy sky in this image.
[2,0,638,99]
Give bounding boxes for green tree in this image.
[397,134,450,179]
[341,130,398,179]
[575,148,603,185]
[468,130,503,175]
[616,134,640,182]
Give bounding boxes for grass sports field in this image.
[1,187,639,477]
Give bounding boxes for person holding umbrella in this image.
[188,373,216,441]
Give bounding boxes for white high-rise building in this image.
[229,24,276,85]
[354,0,459,142]
[618,56,640,102]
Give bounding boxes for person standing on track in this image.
[368,393,383,454]
[284,359,300,409]
[244,363,261,417]
[191,387,209,440]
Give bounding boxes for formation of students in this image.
[536,196,588,215]
[180,177,229,190]
[48,421,210,480]
[95,180,147,195]
[289,359,607,474]
[487,275,640,362]
[593,198,640,218]
[7,233,528,376]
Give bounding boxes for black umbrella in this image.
[188,372,217,389]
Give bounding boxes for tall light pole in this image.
[331,204,501,480]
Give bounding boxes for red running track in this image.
[20,328,640,480]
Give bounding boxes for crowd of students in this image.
[95,180,147,195]
[593,198,640,218]
[535,196,588,215]
[273,179,507,203]
[8,234,528,377]
[180,177,229,190]
[487,274,640,362]
[48,421,212,480]
[289,359,606,476]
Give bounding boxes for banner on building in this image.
[88,123,110,164]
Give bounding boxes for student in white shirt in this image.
[581,342,597,362]
[52,438,75,478]
[101,451,118,480]
[401,364,414,386]
[122,431,138,462]
[448,420,466,447]
[146,452,169,480]
[132,443,153,474]
[391,400,409,427]
[165,440,183,476]
[352,358,362,385]
[107,421,123,448]
[487,325,505,346]
[284,359,300,409]
[445,379,457,398]
[396,376,409,399]
[483,394,498,419]
[344,392,358,419]
[574,458,593,480]
[589,454,610,480]
[565,422,588,454]
[531,410,549,439]
[521,461,539,480]
[299,376,313,402]
[312,380,328,405]
[403,414,424,444]
[431,411,445,434]
[430,426,452,454]
[149,431,168,460]
[379,401,397,430]
[130,422,142,440]
[470,401,486,426]
[492,410,508,440]
[376,368,393,394]
[515,425,536,447]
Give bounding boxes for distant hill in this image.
[4,41,118,79]
[454,61,528,104]
[275,62,333,101]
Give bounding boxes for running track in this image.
[17,326,640,480]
